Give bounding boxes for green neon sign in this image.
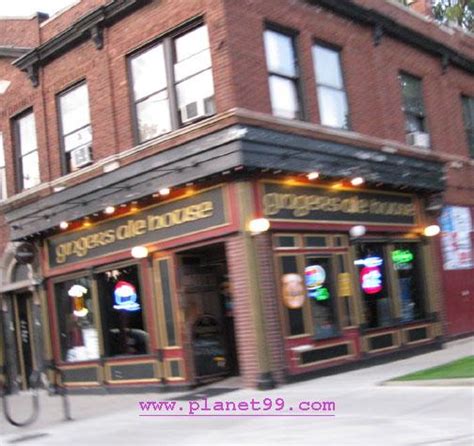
[391,249,414,265]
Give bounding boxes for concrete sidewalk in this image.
[1,337,473,445]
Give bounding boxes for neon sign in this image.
[391,249,414,265]
[68,284,89,317]
[360,266,383,294]
[305,265,326,290]
[113,281,140,312]
[305,265,330,301]
[354,256,383,268]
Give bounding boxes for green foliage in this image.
[433,0,474,32]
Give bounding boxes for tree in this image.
[433,0,474,32]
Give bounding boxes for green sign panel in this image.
[47,187,228,268]
[262,182,416,226]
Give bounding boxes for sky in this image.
[0,0,78,17]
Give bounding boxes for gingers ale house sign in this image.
[47,186,228,268]
[261,181,417,226]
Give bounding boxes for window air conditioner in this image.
[70,144,92,170]
[180,97,214,123]
[406,131,430,149]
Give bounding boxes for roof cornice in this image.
[306,0,474,74]
[13,0,152,87]
[0,46,32,59]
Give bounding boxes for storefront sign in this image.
[281,274,305,309]
[261,182,416,225]
[439,206,473,270]
[47,187,228,267]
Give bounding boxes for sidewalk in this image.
[1,337,473,445]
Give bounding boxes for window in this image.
[96,265,149,357]
[58,83,92,173]
[129,24,215,143]
[354,243,393,329]
[312,44,349,129]
[390,244,426,322]
[400,73,427,134]
[462,96,474,157]
[174,25,215,124]
[0,132,6,200]
[263,28,301,119]
[54,276,100,362]
[13,110,40,191]
[305,256,339,339]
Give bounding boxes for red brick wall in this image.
[225,236,260,387]
[1,0,472,203]
[254,232,287,384]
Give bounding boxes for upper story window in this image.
[129,24,215,144]
[462,95,474,158]
[312,44,350,129]
[400,73,430,148]
[263,28,301,120]
[13,110,40,191]
[0,132,6,200]
[58,83,93,173]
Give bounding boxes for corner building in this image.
[0,0,472,392]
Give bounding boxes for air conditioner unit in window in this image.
[70,144,92,171]
[406,131,430,149]
[180,97,214,124]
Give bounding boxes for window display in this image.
[305,257,338,339]
[354,243,393,329]
[97,265,149,357]
[55,277,100,362]
[391,244,426,322]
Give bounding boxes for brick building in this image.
[0,0,472,392]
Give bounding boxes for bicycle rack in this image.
[1,366,72,427]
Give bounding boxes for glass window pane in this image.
[21,151,40,189]
[318,87,349,128]
[354,243,393,329]
[313,45,343,89]
[400,74,425,118]
[264,30,296,77]
[405,113,424,133]
[305,257,338,340]
[280,256,306,335]
[175,25,210,63]
[18,112,37,155]
[0,132,4,167]
[64,125,92,152]
[175,68,214,107]
[54,277,100,362]
[391,244,425,322]
[136,91,171,142]
[462,96,474,130]
[174,48,212,82]
[131,43,168,101]
[59,84,91,135]
[97,265,149,357]
[269,75,299,119]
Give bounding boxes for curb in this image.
[380,378,474,387]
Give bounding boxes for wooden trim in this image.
[296,340,355,368]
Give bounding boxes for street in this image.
[1,337,473,445]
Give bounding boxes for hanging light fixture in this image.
[159,187,171,196]
[104,206,115,215]
[248,218,270,235]
[423,225,440,237]
[131,246,149,259]
[307,172,320,180]
[351,177,365,186]
[59,221,69,230]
